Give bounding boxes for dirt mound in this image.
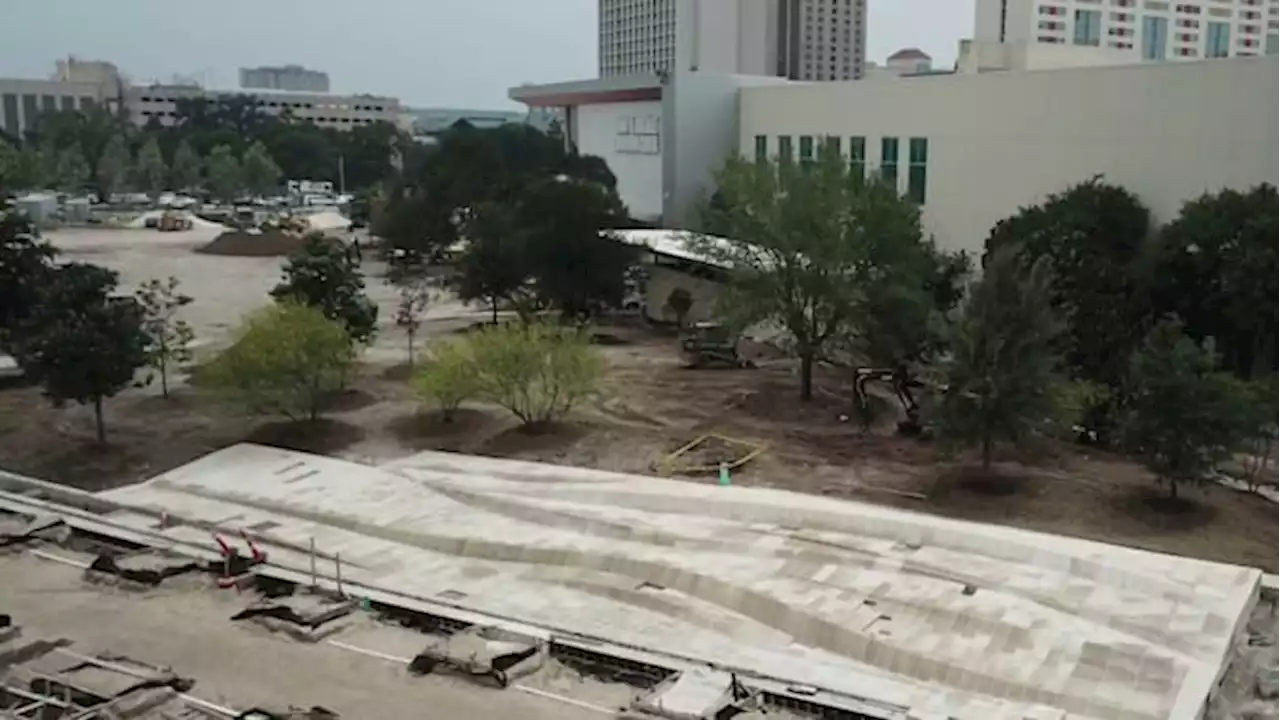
[194,229,307,257]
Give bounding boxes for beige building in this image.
[125,85,402,131]
[239,65,330,93]
[0,78,112,138]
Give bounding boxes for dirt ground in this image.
[0,227,1275,573]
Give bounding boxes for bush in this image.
[202,302,355,421]
[468,321,604,425]
[410,341,479,422]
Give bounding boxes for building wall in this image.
[957,39,1143,72]
[0,78,108,138]
[239,66,330,93]
[779,0,868,80]
[738,57,1278,258]
[574,100,665,221]
[125,86,400,131]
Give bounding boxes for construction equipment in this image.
[157,211,193,232]
[854,365,928,437]
[679,322,754,369]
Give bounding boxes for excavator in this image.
[853,364,929,437]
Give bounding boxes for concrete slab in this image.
[97,443,1264,720]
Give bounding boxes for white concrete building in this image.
[975,0,1280,60]
[597,0,866,80]
[0,78,113,138]
[239,64,330,93]
[125,85,402,131]
[738,56,1278,257]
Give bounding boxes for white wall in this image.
[574,101,665,221]
[738,57,1278,257]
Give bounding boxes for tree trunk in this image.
[93,398,106,444]
[799,352,814,401]
[406,331,415,367]
[491,298,499,325]
[159,357,169,399]
[1169,478,1179,500]
[981,435,993,470]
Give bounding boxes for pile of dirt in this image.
[194,229,307,257]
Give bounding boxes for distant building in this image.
[0,77,114,138]
[885,47,933,74]
[126,85,401,132]
[239,65,330,93]
[54,56,125,88]
[402,106,563,143]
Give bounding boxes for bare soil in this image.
[0,228,1275,573]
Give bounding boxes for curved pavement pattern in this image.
[98,443,1262,720]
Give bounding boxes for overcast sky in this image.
[1,0,973,109]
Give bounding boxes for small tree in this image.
[455,202,532,323]
[934,248,1065,470]
[202,302,355,422]
[240,141,282,198]
[394,279,433,366]
[0,213,59,338]
[205,144,242,203]
[271,234,378,345]
[11,262,150,443]
[664,288,693,328]
[410,341,478,422]
[170,139,203,192]
[468,321,603,425]
[95,134,132,199]
[1124,318,1258,501]
[54,144,90,193]
[133,137,168,197]
[135,276,194,399]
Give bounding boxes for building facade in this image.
[598,0,866,80]
[125,85,401,131]
[975,0,1280,60]
[239,65,330,93]
[0,78,112,138]
[738,56,1277,257]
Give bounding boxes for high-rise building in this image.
[974,0,1279,61]
[597,0,866,80]
[239,65,330,93]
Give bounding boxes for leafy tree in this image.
[409,340,479,422]
[95,134,132,198]
[169,139,203,192]
[394,278,433,366]
[466,321,604,425]
[1150,184,1278,380]
[10,262,150,443]
[202,302,355,422]
[270,234,378,344]
[53,144,90,193]
[695,144,927,400]
[0,212,59,338]
[455,202,533,323]
[934,248,1065,470]
[0,141,24,196]
[135,276,194,399]
[133,137,168,197]
[1124,318,1258,501]
[204,144,242,202]
[240,140,282,198]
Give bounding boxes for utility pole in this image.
[338,153,346,195]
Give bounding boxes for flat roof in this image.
[509,75,662,107]
[97,444,1261,720]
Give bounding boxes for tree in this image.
[1124,318,1259,501]
[664,288,693,328]
[240,140,282,198]
[270,234,378,345]
[53,144,90,193]
[95,134,132,198]
[0,140,26,197]
[204,144,242,202]
[10,262,150,443]
[933,248,1065,470]
[0,213,59,338]
[202,302,355,422]
[169,139,203,192]
[135,276,194,399]
[133,137,168,197]
[455,202,532,323]
[394,279,433,366]
[409,340,478,422]
[695,144,928,400]
[466,321,604,425]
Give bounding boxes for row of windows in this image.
[1,93,97,134]
[752,134,929,205]
[136,95,389,113]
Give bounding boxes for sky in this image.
[0,0,973,109]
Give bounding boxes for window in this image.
[1267,33,1279,54]
[1206,21,1231,56]
[799,135,815,166]
[1141,14,1172,57]
[825,135,842,156]
[754,134,768,163]
[849,136,866,181]
[1074,9,1102,45]
[880,137,899,186]
[907,138,928,205]
[778,135,793,163]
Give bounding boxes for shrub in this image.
[410,341,478,422]
[468,321,604,425]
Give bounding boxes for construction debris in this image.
[231,593,356,643]
[624,668,759,719]
[85,550,202,588]
[656,433,766,476]
[0,514,65,549]
[408,625,547,688]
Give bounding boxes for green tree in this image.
[54,144,90,193]
[466,321,604,425]
[1124,318,1258,501]
[10,262,150,443]
[133,137,168,197]
[409,340,479,422]
[95,134,132,198]
[202,302,355,422]
[394,278,433,366]
[455,202,533,323]
[934,248,1065,470]
[135,276,194,399]
[169,139,203,192]
[270,234,378,344]
[0,141,22,197]
[204,144,242,202]
[0,212,59,338]
[695,144,928,401]
[240,140,282,198]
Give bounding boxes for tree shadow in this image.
[475,420,590,458]
[1111,485,1219,532]
[386,408,492,450]
[319,388,379,413]
[243,418,365,455]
